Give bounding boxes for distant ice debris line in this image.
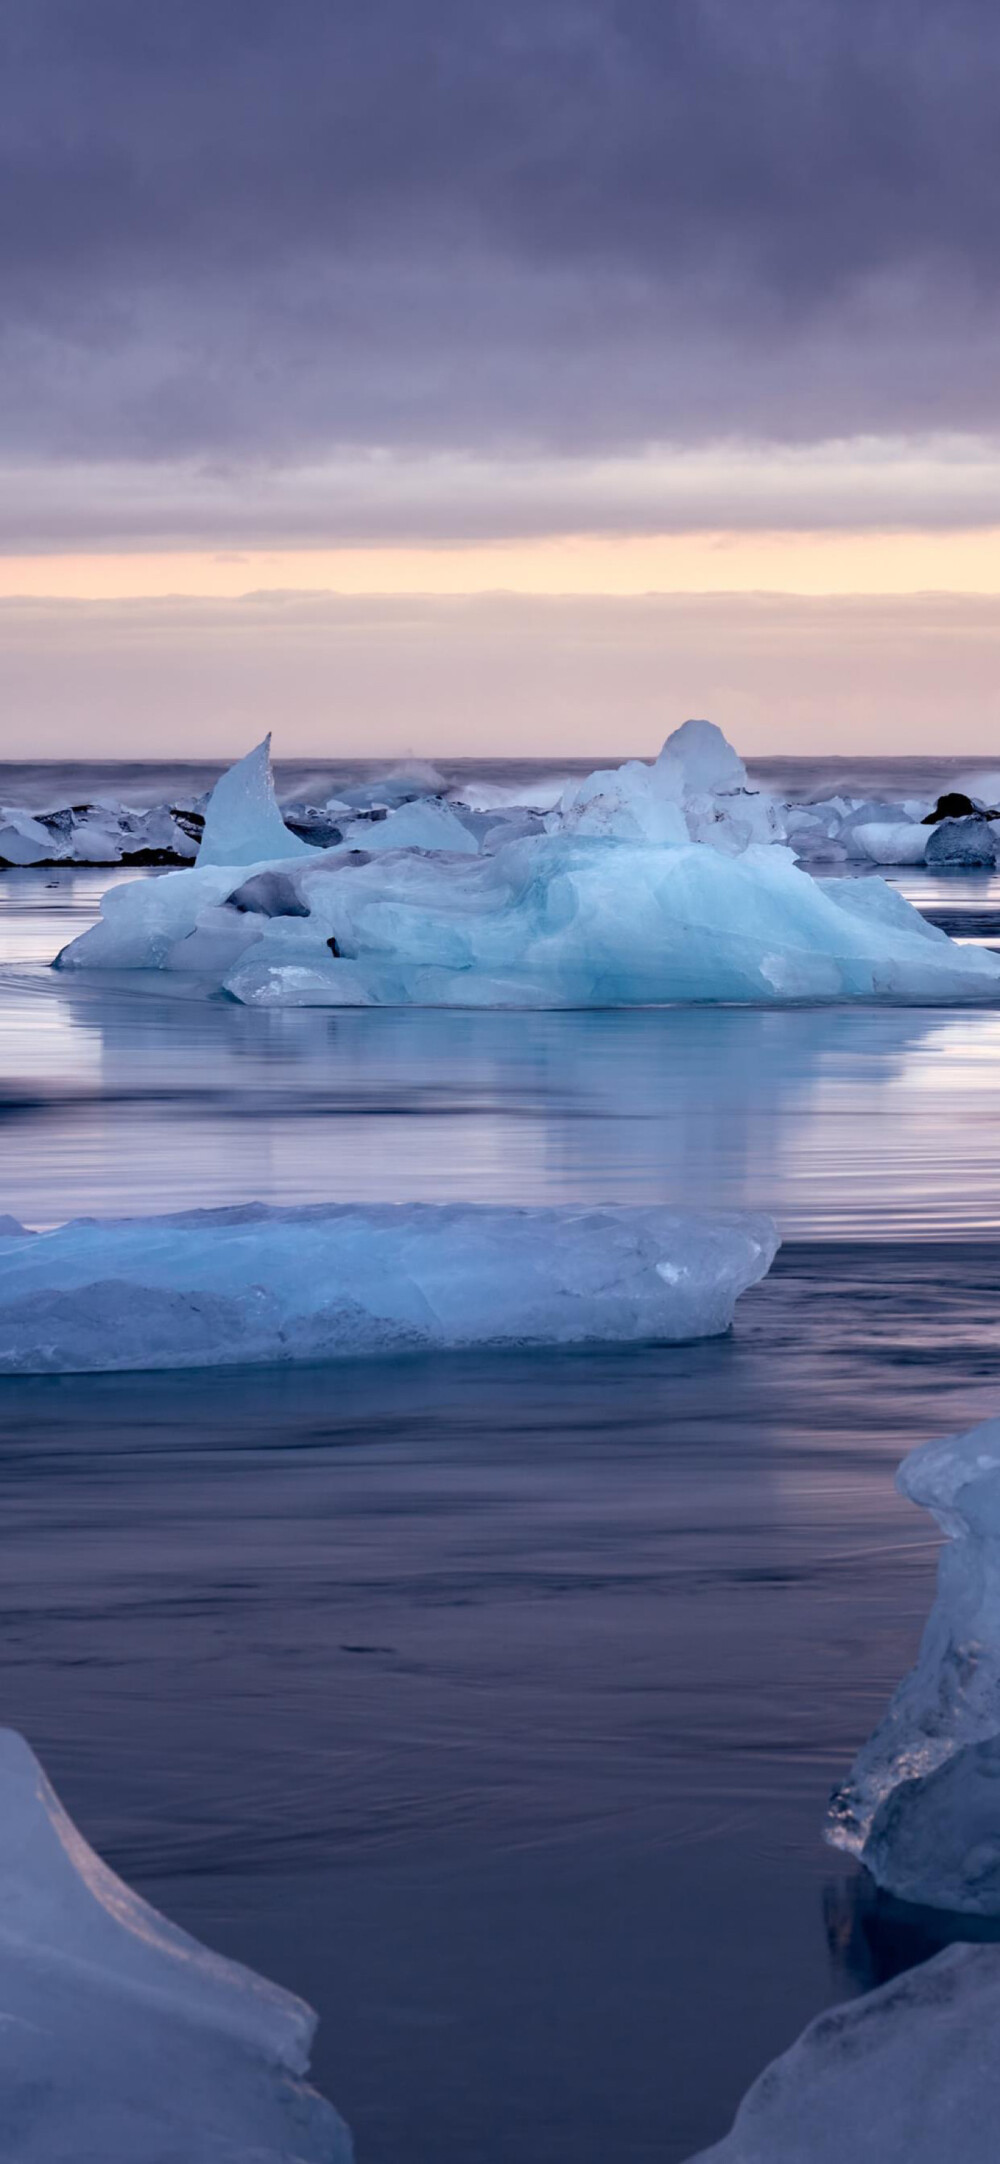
[52,724,1000,1005]
[827,1413,1000,1915]
[687,1941,1000,2163]
[5,724,1000,872]
[0,1201,778,1372]
[0,796,205,867]
[0,1727,349,2162]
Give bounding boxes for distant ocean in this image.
[1,750,999,808]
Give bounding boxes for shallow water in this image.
[2,867,1000,2160]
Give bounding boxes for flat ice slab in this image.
[827,1412,1000,1912]
[0,1202,778,1372]
[688,1941,1000,2163]
[0,1726,349,2162]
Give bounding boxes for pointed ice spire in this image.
[197,736,315,867]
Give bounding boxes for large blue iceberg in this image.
[54,726,1000,1006]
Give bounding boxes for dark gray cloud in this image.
[1,1,999,528]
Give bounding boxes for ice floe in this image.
[827,1412,1000,1914]
[0,1726,349,2161]
[0,1201,778,1372]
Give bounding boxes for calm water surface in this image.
[2,867,1000,2161]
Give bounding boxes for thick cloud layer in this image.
[1,1,998,541]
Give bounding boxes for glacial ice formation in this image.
[197,734,317,866]
[827,1413,1000,1913]
[0,1202,778,1371]
[688,1941,1000,2163]
[0,1727,349,2162]
[53,729,1000,1006]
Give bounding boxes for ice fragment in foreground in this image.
[687,1940,1000,2163]
[827,1413,1000,1913]
[0,1201,778,1372]
[0,1727,350,2162]
[197,736,316,867]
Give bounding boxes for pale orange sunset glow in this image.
[6,526,1000,603]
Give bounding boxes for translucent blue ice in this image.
[0,1201,778,1371]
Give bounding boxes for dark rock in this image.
[117,847,195,866]
[925,815,999,868]
[327,935,341,956]
[923,791,997,824]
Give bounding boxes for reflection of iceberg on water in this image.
[828,1414,1000,1916]
[0,1727,349,2161]
[0,1200,778,1372]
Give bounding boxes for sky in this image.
[3,0,1000,757]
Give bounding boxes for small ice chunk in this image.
[827,1413,1000,1913]
[0,1727,349,2162]
[850,822,929,865]
[688,1942,1000,2163]
[660,718,748,796]
[197,737,316,867]
[558,760,690,845]
[0,810,66,865]
[341,797,480,854]
[0,1202,779,1372]
[925,815,998,868]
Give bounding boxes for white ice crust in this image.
[0,1726,350,2162]
[0,1202,778,1372]
[827,1413,1000,1913]
[52,727,1000,1007]
[688,1941,1000,2163]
